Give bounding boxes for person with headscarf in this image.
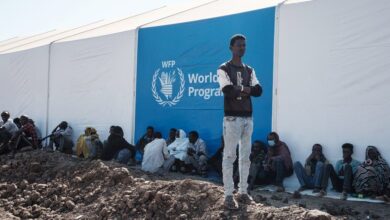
[353,146,390,198]
[76,127,104,158]
[167,129,189,172]
[294,144,328,193]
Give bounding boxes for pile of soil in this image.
[0,150,359,219]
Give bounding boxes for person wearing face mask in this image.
[256,132,293,192]
[318,143,360,200]
[294,144,328,193]
[353,146,390,198]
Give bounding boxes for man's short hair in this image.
[147,126,154,131]
[170,128,177,132]
[189,131,199,138]
[20,115,29,121]
[230,34,246,46]
[1,111,10,117]
[154,132,162,139]
[342,143,354,153]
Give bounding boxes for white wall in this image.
[0,46,49,136]
[48,31,136,144]
[275,0,390,176]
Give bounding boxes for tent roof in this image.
[0,30,60,53]
[57,0,215,42]
[0,21,110,54]
[143,0,285,28]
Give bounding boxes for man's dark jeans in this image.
[321,164,353,192]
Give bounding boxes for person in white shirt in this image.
[142,132,170,173]
[0,111,19,154]
[167,129,189,172]
[0,111,19,136]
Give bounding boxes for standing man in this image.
[217,34,262,209]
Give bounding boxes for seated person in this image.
[45,121,74,153]
[256,132,293,192]
[294,144,328,193]
[166,128,177,146]
[9,115,39,157]
[248,141,267,190]
[13,118,22,129]
[142,132,170,173]
[208,136,224,176]
[76,127,102,158]
[318,143,361,200]
[353,146,390,198]
[136,126,154,159]
[102,126,135,164]
[186,131,208,176]
[28,119,42,143]
[0,111,19,136]
[167,129,189,172]
[0,111,19,154]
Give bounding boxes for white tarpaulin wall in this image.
[48,31,136,143]
[0,46,49,134]
[275,0,390,188]
[47,1,215,143]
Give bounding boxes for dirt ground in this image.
[0,150,388,219]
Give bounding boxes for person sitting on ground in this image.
[294,144,328,193]
[353,146,390,198]
[8,115,39,157]
[136,126,154,159]
[257,132,293,192]
[13,118,22,129]
[186,131,208,176]
[102,126,136,164]
[45,121,74,153]
[318,143,361,200]
[248,141,267,190]
[0,111,19,136]
[76,127,103,159]
[142,132,170,173]
[167,129,189,172]
[209,136,225,176]
[166,128,177,146]
[0,111,19,154]
[28,119,42,144]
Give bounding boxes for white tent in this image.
[275,0,390,175]
[0,21,112,137]
[47,0,215,144]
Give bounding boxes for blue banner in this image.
[136,7,275,155]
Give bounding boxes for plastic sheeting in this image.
[275,0,390,188]
[48,31,137,143]
[0,46,49,133]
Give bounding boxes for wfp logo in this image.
[152,60,185,107]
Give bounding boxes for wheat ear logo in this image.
[152,61,185,107]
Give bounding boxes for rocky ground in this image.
[0,150,387,219]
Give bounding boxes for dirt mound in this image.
[0,151,335,219]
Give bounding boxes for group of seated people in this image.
[293,143,390,201]
[1,110,389,202]
[0,112,42,157]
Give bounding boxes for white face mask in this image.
[268,140,275,147]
